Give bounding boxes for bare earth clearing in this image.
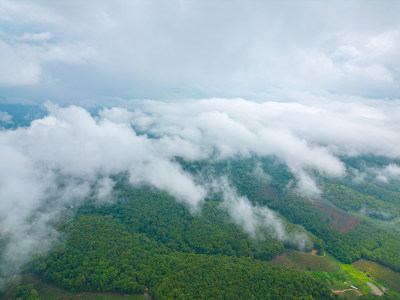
[366,282,383,296]
[332,288,362,296]
[309,198,360,232]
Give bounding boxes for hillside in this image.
[2,156,400,299]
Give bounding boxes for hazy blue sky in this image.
[1,0,399,105]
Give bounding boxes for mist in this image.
[1,96,400,273]
[0,103,207,274]
[1,0,400,288]
[0,112,12,124]
[216,177,312,251]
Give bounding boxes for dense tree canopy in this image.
[19,156,400,299]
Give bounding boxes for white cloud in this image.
[376,164,400,183]
[218,178,312,250]
[0,0,60,24]
[18,32,52,42]
[0,103,206,272]
[0,111,12,123]
[1,1,400,99]
[0,40,41,86]
[1,96,400,271]
[126,96,400,192]
[1,0,400,273]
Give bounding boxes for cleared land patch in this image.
[270,250,400,298]
[309,198,360,232]
[353,259,400,293]
[366,282,383,296]
[269,249,340,272]
[259,183,279,200]
[332,288,361,299]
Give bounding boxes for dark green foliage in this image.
[323,183,400,219]
[261,187,400,271]
[14,284,40,300]
[178,157,400,272]
[154,256,336,299]
[30,214,335,299]
[36,215,154,293]
[25,155,400,298]
[80,186,284,261]
[200,157,400,272]
[349,181,400,205]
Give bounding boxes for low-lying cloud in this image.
[0,111,12,124]
[216,178,312,251]
[1,96,400,274]
[375,164,400,183]
[0,103,206,273]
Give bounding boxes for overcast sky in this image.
[1,0,400,105]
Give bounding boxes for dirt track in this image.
[332,288,362,296]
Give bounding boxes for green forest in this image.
[2,156,400,299]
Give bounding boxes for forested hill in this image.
[3,156,400,299]
[26,187,336,299]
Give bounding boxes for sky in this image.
[0,0,400,104]
[1,0,400,274]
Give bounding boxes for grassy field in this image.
[269,248,400,298]
[269,249,341,272]
[0,274,147,300]
[340,263,376,295]
[353,259,400,293]
[312,271,347,289]
[312,263,382,295]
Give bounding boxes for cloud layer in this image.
[1,0,400,102]
[1,0,400,276]
[123,97,400,181]
[1,96,400,273]
[0,103,207,273]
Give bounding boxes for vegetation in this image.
[270,249,340,272]
[263,190,400,270]
[353,259,400,293]
[28,214,335,299]
[3,155,400,299]
[14,284,40,300]
[1,274,146,300]
[84,185,284,261]
[209,157,400,272]
[323,183,400,219]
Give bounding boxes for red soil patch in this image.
[259,183,279,200]
[310,249,326,257]
[309,198,359,232]
[309,199,341,227]
[273,254,285,259]
[341,217,360,233]
[332,289,362,296]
